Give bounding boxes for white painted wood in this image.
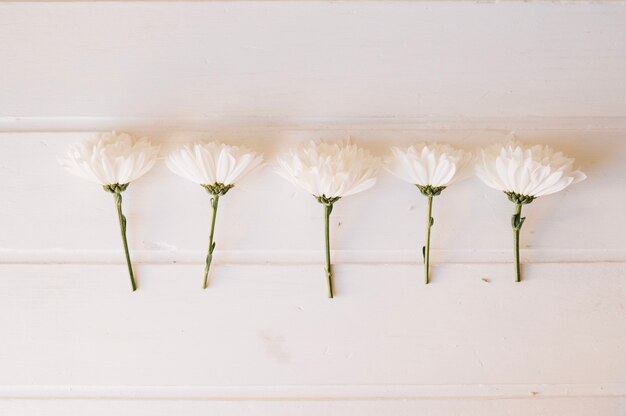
[0,130,619,260]
[2,1,626,414]
[1,263,625,385]
[0,263,625,415]
[0,126,623,416]
[2,398,625,416]
[1,1,626,122]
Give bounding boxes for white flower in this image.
[275,141,379,199]
[166,141,263,186]
[166,141,263,289]
[60,131,159,291]
[475,141,586,198]
[60,132,159,186]
[276,140,379,298]
[385,143,472,187]
[476,139,586,283]
[385,142,472,284]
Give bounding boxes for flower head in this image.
[166,141,263,191]
[475,141,586,199]
[385,143,472,283]
[60,132,159,186]
[386,143,472,188]
[275,141,379,199]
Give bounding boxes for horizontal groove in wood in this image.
[2,116,626,132]
[0,384,625,400]
[0,249,623,265]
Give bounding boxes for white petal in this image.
[384,142,468,187]
[60,132,159,186]
[166,141,263,187]
[275,140,379,198]
[474,141,586,198]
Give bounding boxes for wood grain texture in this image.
[1,262,625,386]
[0,130,619,259]
[0,130,623,415]
[0,262,625,415]
[2,398,625,416]
[2,1,626,414]
[1,1,626,121]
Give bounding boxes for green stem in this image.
[424,195,434,284]
[113,191,136,291]
[324,203,334,298]
[513,203,523,283]
[203,194,220,289]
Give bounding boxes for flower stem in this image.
[113,191,136,291]
[423,195,434,284]
[203,194,220,289]
[324,203,334,298]
[512,203,524,283]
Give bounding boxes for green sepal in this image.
[103,183,129,194]
[316,194,341,206]
[505,191,535,205]
[416,185,446,197]
[202,182,234,196]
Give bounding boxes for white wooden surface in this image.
[0,130,620,261]
[1,1,626,415]
[1,0,626,124]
